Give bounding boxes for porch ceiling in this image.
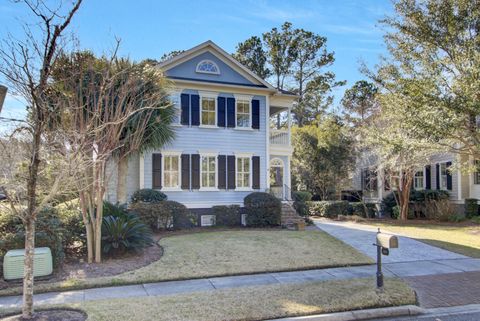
[270,106,289,116]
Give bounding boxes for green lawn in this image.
[0,230,373,297]
[360,220,480,258]
[1,278,416,321]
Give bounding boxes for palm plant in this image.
[116,60,176,204]
[101,214,153,254]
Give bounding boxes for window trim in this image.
[474,160,480,185]
[196,60,220,75]
[235,152,253,191]
[234,94,253,129]
[168,91,182,126]
[439,162,448,191]
[161,151,182,191]
[199,92,218,128]
[199,152,218,191]
[414,169,425,190]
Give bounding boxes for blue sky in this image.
[0,0,392,125]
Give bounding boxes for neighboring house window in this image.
[414,170,424,190]
[439,162,448,190]
[236,157,251,188]
[362,168,377,192]
[236,100,251,128]
[163,154,180,189]
[201,96,216,126]
[475,160,480,185]
[201,155,216,188]
[196,60,220,74]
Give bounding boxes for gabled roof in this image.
[157,40,276,91]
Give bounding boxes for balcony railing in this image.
[270,129,289,145]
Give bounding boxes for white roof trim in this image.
[158,40,276,90]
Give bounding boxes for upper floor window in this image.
[414,170,424,190]
[236,100,251,128]
[196,60,220,75]
[169,92,181,125]
[201,97,216,126]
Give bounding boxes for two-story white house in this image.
[106,40,296,211]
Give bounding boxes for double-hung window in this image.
[236,156,251,189]
[236,100,251,128]
[475,160,480,185]
[414,170,424,190]
[169,92,181,125]
[163,154,180,189]
[235,95,252,128]
[439,163,448,190]
[201,155,216,189]
[201,97,216,126]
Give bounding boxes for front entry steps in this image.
[281,202,305,230]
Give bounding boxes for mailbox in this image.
[374,229,399,289]
[376,233,398,249]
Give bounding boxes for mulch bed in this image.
[1,309,86,321]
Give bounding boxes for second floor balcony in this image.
[269,105,292,153]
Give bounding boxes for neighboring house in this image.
[106,41,296,216]
[351,150,480,214]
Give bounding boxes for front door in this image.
[269,158,284,199]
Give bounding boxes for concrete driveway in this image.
[314,219,467,263]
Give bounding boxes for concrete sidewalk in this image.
[1,257,479,309]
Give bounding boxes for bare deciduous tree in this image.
[0,0,82,318]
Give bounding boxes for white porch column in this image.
[139,153,145,189]
[287,107,292,145]
[266,95,270,192]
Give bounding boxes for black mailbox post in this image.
[374,228,398,289]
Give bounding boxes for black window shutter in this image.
[371,170,378,191]
[425,165,431,189]
[436,163,440,190]
[191,94,200,126]
[180,94,190,125]
[217,97,226,127]
[252,99,260,129]
[181,154,190,190]
[446,161,453,190]
[252,156,260,189]
[227,155,236,189]
[227,97,236,128]
[384,170,391,191]
[152,154,162,189]
[191,154,200,189]
[218,155,227,189]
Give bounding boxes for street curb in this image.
[267,305,424,321]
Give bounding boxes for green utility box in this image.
[3,247,53,280]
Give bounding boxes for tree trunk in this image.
[116,156,128,204]
[94,161,105,263]
[22,218,35,319]
[79,193,94,263]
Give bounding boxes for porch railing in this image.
[269,129,289,146]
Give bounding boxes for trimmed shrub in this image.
[131,188,167,203]
[307,201,349,218]
[292,191,312,202]
[130,200,195,230]
[0,207,66,266]
[244,192,281,227]
[382,189,450,218]
[349,202,367,217]
[213,205,241,227]
[102,213,153,255]
[292,191,312,217]
[129,202,172,230]
[391,206,400,220]
[365,203,377,218]
[167,201,197,229]
[465,198,479,218]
